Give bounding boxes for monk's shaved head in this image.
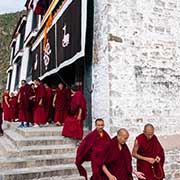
[144,123,154,132]
[117,128,129,144]
[95,118,104,124]
[144,123,154,140]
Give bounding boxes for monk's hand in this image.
[53,103,55,107]
[77,116,81,121]
[134,171,146,179]
[155,156,161,163]
[108,175,117,180]
[146,157,155,164]
[38,101,42,106]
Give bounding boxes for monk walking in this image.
[0,103,3,136]
[17,80,33,128]
[44,83,53,123]
[132,124,165,180]
[9,92,18,122]
[76,118,111,180]
[53,83,68,126]
[100,128,146,180]
[33,78,47,127]
[2,90,10,122]
[62,85,87,139]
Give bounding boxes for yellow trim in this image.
[40,0,59,28]
[32,0,68,49]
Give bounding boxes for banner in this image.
[42,25,56,75]
[31,43,42,80]
[31,0,87,80]
[56,0,81,66]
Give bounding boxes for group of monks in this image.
[1,79,87,139]
[76,120,165,180]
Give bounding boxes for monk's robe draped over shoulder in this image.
[34,83,47,125]
[136,133,165,180]
[9,96,18,120]
[54,88,68,124]
[45,86,53,120]
[62,91,87,139]
[99,136,133,180]
[2,92,10,121]
[76,129,111,180]
[18,84,33,122]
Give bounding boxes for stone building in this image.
[6,0,180,179]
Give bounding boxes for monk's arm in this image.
[77,108,82,120]
[52,94,57,107]
[132,140,155,164]
[39,98,43,106]
[5,96,10,108]
[102,165,117,180]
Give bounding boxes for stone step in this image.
[18,144,77,157]
[5,122,64,137]
[0,163,91,180]
[32,175,85,180]
[5,121,89,138]
[0,153,75,170]
[0,136,17,157]
[4,130,77,147]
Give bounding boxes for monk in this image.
[2,90,10,121]
[0,103,3,136]
[53,83,68,126]
[44,83,53,123]
[132,124,165,180]
[76,119,111,180]
[17,80,33,128]
[9,92,18,122]
[33,78,47,127]
[100,129,146,180]
[62,85,87,139]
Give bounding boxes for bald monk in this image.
[33,78,47,127]
[9,92,18,122]
[17,80,33,128]
[2,90,10,121]
[76,119,111,180]
[62,85,87,139]
[132,124,165,180]
[44,83,53,122]
[100,129,146,180]
[53,83,68,126]
[0,103,3,136]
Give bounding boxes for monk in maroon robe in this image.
[17,80,33,128]
[100,129,146,180]
[62,85,87,139]
[33,79,47,127]
[44,83,53,122]
[132,124,165,180]
[76,118,111,180]
[2,90,10,122]
[0,103,3,136]
[53,83,68,126]
[9,92,18,122]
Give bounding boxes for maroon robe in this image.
[54,88,68,124]
[2,92,10,121]
[9,96,18,120]
[76,129,111,180]
[18,84,32,122]
[136,134,165,180]
[45,86,53,121]
[99,136,133,180]
[34,83,47,125]
[62,91,87,139]
[0,104,3,134]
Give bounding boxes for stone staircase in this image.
[0,122,91,180]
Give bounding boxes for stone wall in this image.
[92,0,180,179]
